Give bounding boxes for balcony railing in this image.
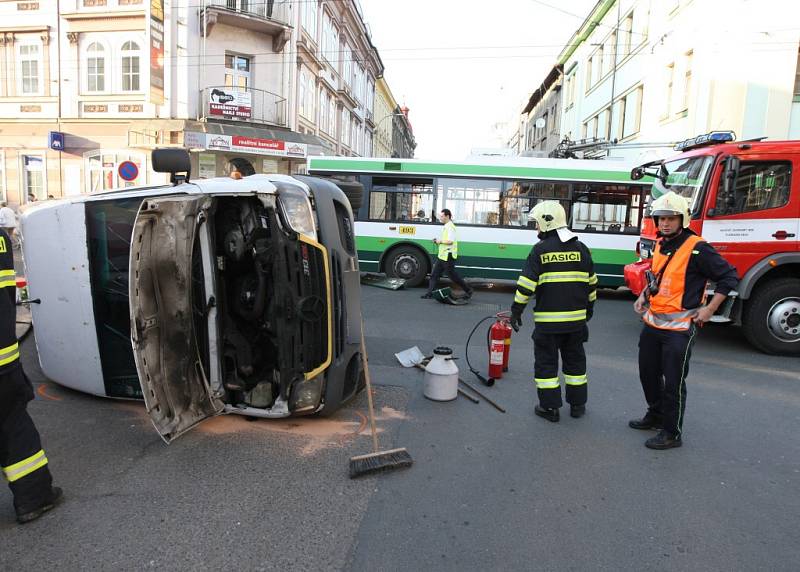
[205,0,290,25]
[200,86,286,128]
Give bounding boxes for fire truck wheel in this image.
[742,278,800,356]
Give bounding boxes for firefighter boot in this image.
[534,405,559,423]
[628,411,663,431]
[645,431,682,450]
[16,486,63,524]
[570,405,586,418]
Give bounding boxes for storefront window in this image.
[85,150,145,192]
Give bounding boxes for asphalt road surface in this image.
[1,282,797,571]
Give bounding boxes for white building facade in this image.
[525,0,800,162]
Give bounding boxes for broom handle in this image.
[360,322,380,453]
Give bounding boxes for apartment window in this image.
[595,46,604,83]
[591,116,599,138]
[121,41,141,92]
[341,109,350,146]
[365,131,372,158]
[321,12,338,64]
[86,42,106,92]
[18,43,42,95]
[604,33,616,77]
[352,120,359,155]
[341,43,352,87]
[224,54,250,89]
[621,13,633,57]
[366,79,375,114]
[318,88,329,133]
[328,98,336,137]
[682,50,693,111]
[664,62,675,117]
[621,85,643,138]
[585,57,592,91]
[301,0,317,39]
[566,73,575,107]
[299,68,315,120]
[794,48,800,97]
[21,155,45,202]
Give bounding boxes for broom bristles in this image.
[349,447,413,478]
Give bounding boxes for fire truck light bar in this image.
[674,131,736,152]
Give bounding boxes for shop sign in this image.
[149,0,165,105]
[209,88,252,119]
[184,131,206,149]
[207,135,232,151]
[230,136,307,158]
[198,153,216,179]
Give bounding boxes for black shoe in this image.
[463,290,473,300]
[420,293,433,299]
[628,413,663,431]
[534,405,559,422]
[645,431,682,450]
[17,487,63,524]
[570,405,586,418]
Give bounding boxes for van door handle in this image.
[772,230,795,240]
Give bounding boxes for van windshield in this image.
[651,155,714,212]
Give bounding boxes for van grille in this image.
[281,238,330,376]
[331,251,345,358]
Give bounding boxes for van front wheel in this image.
[385,246,429,288]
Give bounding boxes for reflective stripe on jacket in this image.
[643,234,704,331]
[0,229,19,371]
[437,221,458,260]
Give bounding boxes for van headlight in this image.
[289,375,323,413]
[278,190,317,240]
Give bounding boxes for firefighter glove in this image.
[510,303,524,332]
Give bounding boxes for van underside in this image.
[131,194,331,441]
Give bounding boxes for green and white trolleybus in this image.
[308,156,651,288]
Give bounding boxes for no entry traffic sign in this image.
[118,160,139,182]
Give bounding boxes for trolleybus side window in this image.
[436,177,502,225]
[501,180,570,227]
[571,183,643,234]
[368,177,434,222]
[714,161,792,215]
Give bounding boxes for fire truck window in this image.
[715,161,791,214]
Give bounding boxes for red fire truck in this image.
[625,131,800,356]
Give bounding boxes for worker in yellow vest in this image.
[0,228,62,523]
[631,192,738,450]
[421,209,473,299]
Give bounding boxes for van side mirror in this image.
[722,156,740,208]
[152,148,191,185]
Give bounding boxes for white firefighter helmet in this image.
[650,191,691,228]
[531,200,576,242]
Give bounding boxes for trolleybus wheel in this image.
[385,246,428,288]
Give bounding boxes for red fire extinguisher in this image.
[488,313,510,380]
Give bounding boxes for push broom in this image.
[349,322,413,478]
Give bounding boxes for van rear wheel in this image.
[385,246,429,288]
[742,278,800,355]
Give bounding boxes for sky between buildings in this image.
[360,0,599,159]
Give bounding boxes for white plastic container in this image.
[423,347,459,401]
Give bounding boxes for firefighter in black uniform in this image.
[510,201,597,422]
[631,192,738,450]
[0,228,62,523]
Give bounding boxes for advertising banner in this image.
[208,88,253,119]
[185,132,308,159]
[149,0,165,104]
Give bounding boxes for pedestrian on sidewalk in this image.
[421,208,473,299]
[0,228,62,523]
[630,192,738,450]
[0,202,16,244]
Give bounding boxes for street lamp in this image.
[373,112,405,157]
